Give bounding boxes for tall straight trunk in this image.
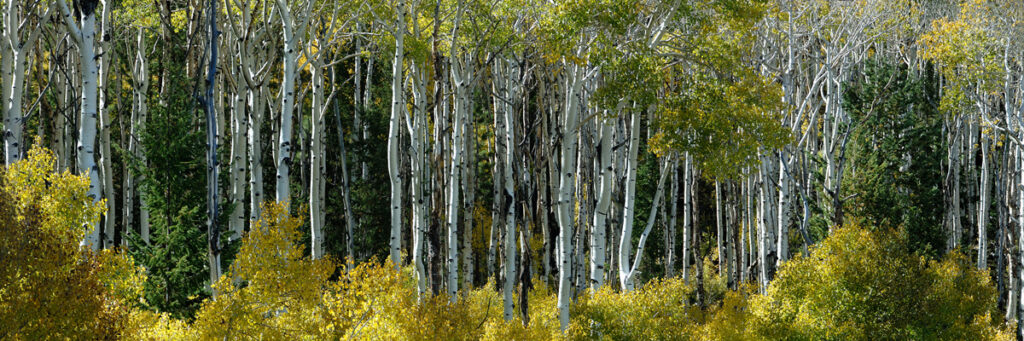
[447,55,469,301]
[1017,144,1024,339]
[727,182,738,288]
[229,64,248,242]
[499,57,518,318]
[274,0,299,204]
[409,63,428,295]
[125,29,146,247]
[776,156,789,263]
[590,118,613,288]
[352,23,363,179]
[716,181,724,271]
[462,112,476,292]
[978,134,990,269]
[739,177,748,283]
[334,75,357,269]
[248,86,265,220]
[204,0,222,288]
[747,173,757,283]
[134,29,151,244]
[950,121,963,251]
[682,153,692,283]
[309,61,326,259]
[666,158,679,278]
[759,154,777,291]
[556,64,583,331]
[996,142,1008,311]
[1,0,44,164]
[57,0,103,251]
[98,2,115,248]
[387,0,406,267]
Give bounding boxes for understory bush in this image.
[2,146,1014,340]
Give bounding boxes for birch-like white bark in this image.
[57,0,103,251]
[387,0,406,268]
[590,118,612,288]
[556,63,582,331]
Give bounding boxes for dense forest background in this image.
[3,0,1024,339]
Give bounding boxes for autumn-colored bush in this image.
[5,147,1014,340]
[0,146,145,340]
[750,225,1013,341]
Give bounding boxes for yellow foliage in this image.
[192,202,335,340]
[0,145,139,340]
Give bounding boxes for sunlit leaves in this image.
[0,145,139,340]
[920,0,1004,115]
[750,225,1012,340]
[192,202,335,340]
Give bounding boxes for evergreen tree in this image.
[842,60,944,257]
[127,80,228,319]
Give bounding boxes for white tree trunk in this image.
[229,63,247,243]
[387,0,406,268]
[494,57,518,318]
[409,63,428,296]
[978,134,990,269]
[716,181,724,271]
[776,156,789,263]
[98,0,114,248]
[666,158,679,278]
[621,154,670,291]
[274,0,300,204]
[1,0,44,164]
[309,61,326,259]
[57,0,103,251]
[682,153,692,283]
[590,118,613,288]
[617,111,641,290]
[447,55,470,301]
[556,63,583,331]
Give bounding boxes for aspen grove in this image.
[5,0,1024,339]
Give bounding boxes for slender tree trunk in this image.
[447,55,469,301]
[666,158,679,278]
[388,0,406,267]
[57,0,103,251]
[309,61,326,259]
[716,181,724,272]
[591,118,612,288]
[978,134,990,269]
[556,64,582,331]
[204,0,222,289]
[229,64,248,243]
[682,153,692,283]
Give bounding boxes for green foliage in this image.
[751,225,1011,340]
[0,146,144,340]
[649,0,790,179]
[128,83,221,320]
[842,59,944,257]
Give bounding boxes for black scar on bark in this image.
[76,0,99,18]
